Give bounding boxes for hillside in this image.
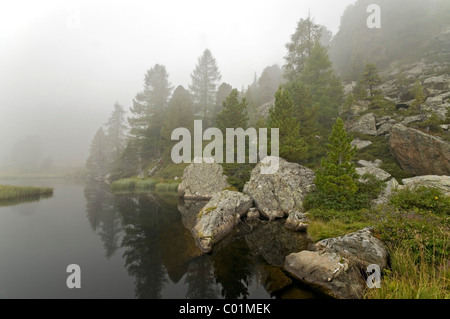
[330,0,450,81]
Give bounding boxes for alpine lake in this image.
[0,179,327,299]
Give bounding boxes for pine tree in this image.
[189,49,221,126]
[314,118,358,206]
[105,102,127,156]
[285,79,319,161]
[411,80,426,113]
[300,42,343,129]
[216,89,248,131]
[361,63,382,100]
[160,85,194,147]
[267,87,307,162]
[86,128,110,181]
[342,93,356,121]
[214,83,233,124]
[283,16,322,82]
[128,64,172,158]
[258,64,283,105]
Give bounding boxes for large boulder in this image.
[356,166,391,182]
[178,157,230,199]
[351,139,373,150]
[402,175,450,196]
[284,228,388,299]
[349,113,377,136]
[192,190,253,253]
[243,157,315,220]
[389,124,450,176]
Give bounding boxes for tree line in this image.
[86,16,347,183]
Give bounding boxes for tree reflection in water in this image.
[84,182,311,299]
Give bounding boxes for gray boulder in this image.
[349,113,377,136]
[402,115,423,126]
[357,159,382,168]
[351,139,373,150]
[192,190,253,253]
[377,123,394,135]
[284,228,388,299]
[243,157,315,220]
[402,175,450,196]
[356,166,391,182]
[178,157,230,199]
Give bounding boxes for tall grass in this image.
[110,178,180,194]
[110,178,157,193]
[0,185,54,201]
[155,182,179,193]
[365,245,449,299]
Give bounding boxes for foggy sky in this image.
[0,0,355,166]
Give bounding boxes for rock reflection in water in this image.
[84,181,318,299]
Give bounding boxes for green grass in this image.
[110,178,180,194]
[110,178,157,193]
[154,182,180,193]
[306,209,373,242]
[0,185,54,202]
[365,245,449,299]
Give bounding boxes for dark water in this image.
[0,179,319,299]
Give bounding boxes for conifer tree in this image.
[285,79,319,161]
[86,128,110,181]
[105,102,127,156]
[160,85,194,147]
[214,83,233,124]
[190,49,221,125]
[267,87,307,162]
[361,63,382,100]
[411,80,426,112]
[314,117,358,206]
[284,16,322,82]
[128,64,172,158]
[300,42,343,129]
[216,89,248,131]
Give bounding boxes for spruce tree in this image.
[128,64,172,158]
[361,63,382,100]
[300,42,343,129]
[160,85,194,147]
[214,83,233,124]
[189,49,221,126]
[285,79,319,161]
[105,102,127,156]
[216,89,248,131]
[283,16,322,82]
[411,80,426,113]
[314,117,358,207]
[86,128,110,181]
[267,87,307,162]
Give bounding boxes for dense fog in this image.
[0,0,354,167]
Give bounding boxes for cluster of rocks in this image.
[176,153,449,298]
[285,228,388,299]
[179,157,315,253]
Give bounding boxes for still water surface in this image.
[0,179,317,299]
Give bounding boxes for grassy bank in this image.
[110,178,180,194]
[306,186,450,299]
[0,185,54,201]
